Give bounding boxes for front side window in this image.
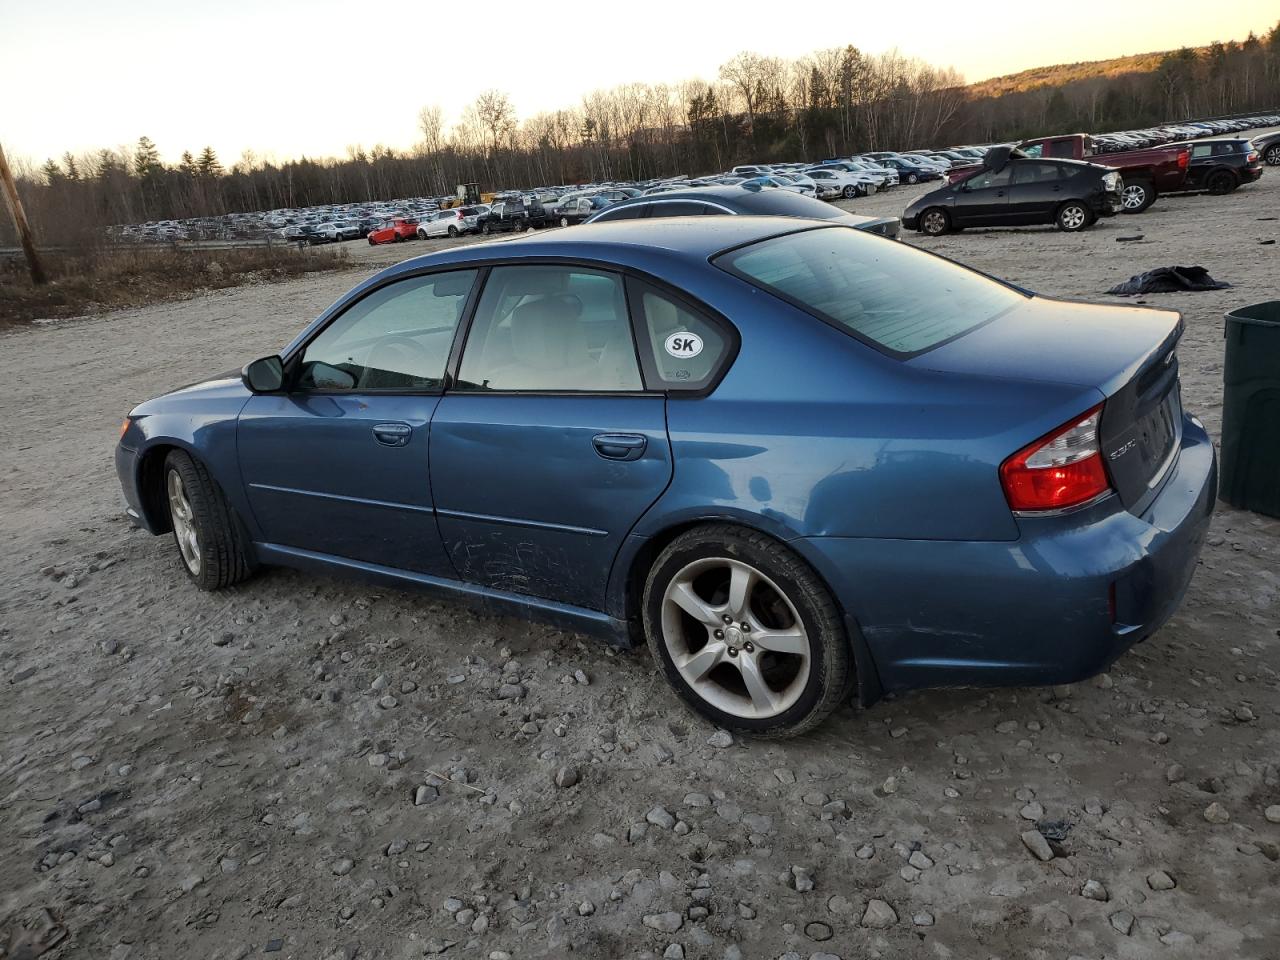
[963,167,1013,190]
[592,204,647,222]
[648,201,713,218]
[457,266,643,392]
[297,270,476,391]
[716,225,1024,357]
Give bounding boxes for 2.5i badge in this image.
[664,332,703,358]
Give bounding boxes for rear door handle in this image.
[373,422,412,447]
[592,433,646,461]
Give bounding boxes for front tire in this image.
[920,207,950,236]
[1265,144,1280,167]
[1056,201,1092,232]
[1120,180,1156,213]
[907,173,919,184]
[482,223,492,235]
[642,524,852,738]
[842,184,857,199]
[560,216,570,228]
[163,450,256,591]
[448,225,458,237]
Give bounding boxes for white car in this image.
[417,207,481,239]
[803,167,878,199]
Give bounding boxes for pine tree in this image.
[179,151,197,177]
[41,159,64,185]
[196,146,223,178]
[62,152,80,181]
[134,136,163,180]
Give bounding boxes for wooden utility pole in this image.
[0,142,47,286]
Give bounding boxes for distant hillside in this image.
[967,50,1179,98]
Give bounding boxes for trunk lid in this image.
[910,295,1183,512]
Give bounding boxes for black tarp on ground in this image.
[1107,265,1230,295]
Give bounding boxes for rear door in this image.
[429,264,671,610]
[1008,161,1069,223]
[951,166,1013,225]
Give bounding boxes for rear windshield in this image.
[715,226,1024,357]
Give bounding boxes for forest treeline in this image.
[6,24,1280,244]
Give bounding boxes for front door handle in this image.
[373,422,412,447]
[592,433,646,461]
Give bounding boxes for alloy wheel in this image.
[660,557,811,720]
[1060,204,1086,230]
[1266,144,1280,166]
[1121,184,1148,210]
[922,209,947,235]
[167,470,202,576]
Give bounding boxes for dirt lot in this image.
[3,150,1279,960]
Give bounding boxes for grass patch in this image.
[0,244,350,327]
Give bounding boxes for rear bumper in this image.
[799,412,1216,693]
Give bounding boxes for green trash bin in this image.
[1220,301,1280,518]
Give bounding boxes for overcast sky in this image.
[3,0,1271,166]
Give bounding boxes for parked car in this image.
[876,156,943,184]
[115,216,1215,736]
[313,221,362,242]
[367,218,418,244]
[418,207,483,239]
[555,195,614,226]
[477,200,547,234]
[903,147,1123,234]
[1165,138,1264,194]
[1012,133,1191,213]
[583,184,901,239]
[1251,131,1280,166]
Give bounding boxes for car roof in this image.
[382,215,826,274]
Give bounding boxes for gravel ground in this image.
[3,145,1279,960]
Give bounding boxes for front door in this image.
[237,269,477,575]
[430,264,672,610]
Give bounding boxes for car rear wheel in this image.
[1265,144,1280,166]
[163,450,256,591]
[448,226,458,237]
[643,524,852,738]
[560,216,570,228]
[842,184,857,199]
[920,207,950,236]
[1120,180,1156,213]
[1207,170,1238,195]
[482,223,492,235]
[907,173,919,184]
[1056,201,1092,232]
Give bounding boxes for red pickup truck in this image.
[948,134,1190,213]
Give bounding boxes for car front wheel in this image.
[842,184,857,199]
[163,450,256,591]
[920,207,950,236]
[643,524,852,738]
[1056,201,1092,231]
[1266,144,1280,166]
[448,226,458,237]
[560,216,570,227]
[907,173,919,184]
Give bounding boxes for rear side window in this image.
[715,226,1023,357]
[457,266,643,392]
[629,280,733,392]
[591,204,647,222]
[648,201,714,217]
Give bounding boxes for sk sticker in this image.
[664,332,703,359]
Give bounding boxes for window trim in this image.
[282,266,483,397]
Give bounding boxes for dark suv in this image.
[903,147,1123,235]
[477,200,547,234]
[1168,139,1264,194]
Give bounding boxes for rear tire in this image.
[560,216,570,228]
[842,184,857,199]
[448,225,458,237]
[163,450,256,591]
[1056,201,1092,232]
[1207,170,1238,195]
[920,207,950,236]
[1120,180,1156,213]
[482,223,492,235]
[907,173,919,184]
[642,524,852,738]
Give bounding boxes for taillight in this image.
[999,405,1111,514]
[1248,151,1259,163]
[1177,149,1189,170]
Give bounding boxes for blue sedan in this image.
[115,217,1216,736]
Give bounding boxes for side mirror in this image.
[243,355,284,393]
